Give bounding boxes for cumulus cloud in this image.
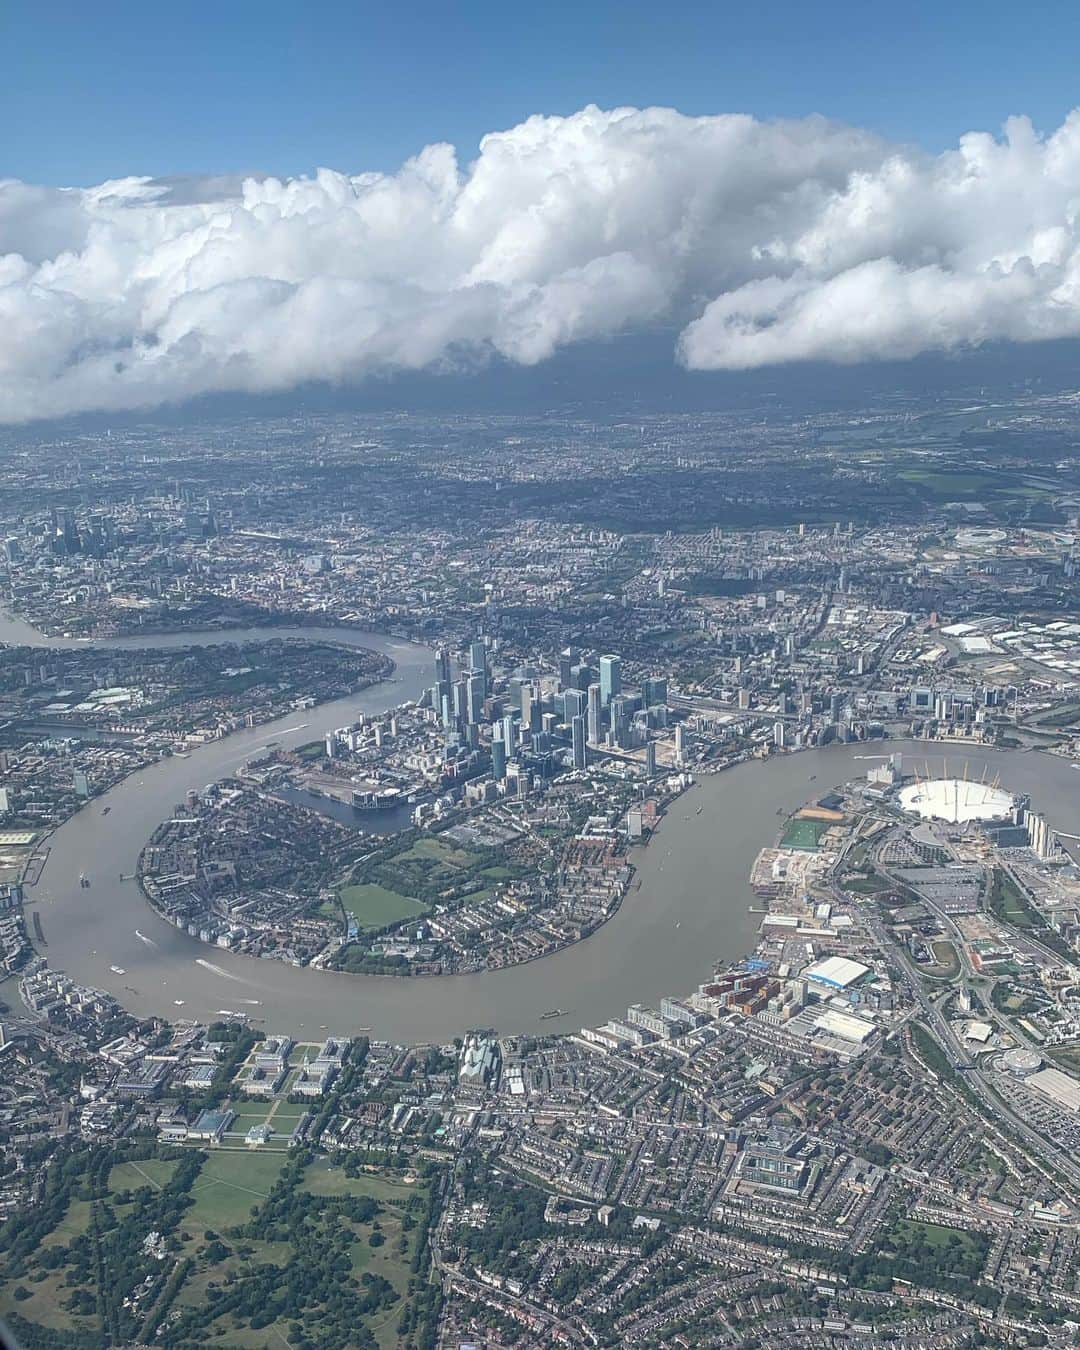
[6,104,1080,421]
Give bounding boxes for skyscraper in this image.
[563,688,587,723]
[587,683,602,744]
[469,640,488,697]
[642,676,667,709]
[674,724,686,766]
[599,654,621,706]
[609,695,628,748]
[558,647,578,689]
[571,714,587,770]
[466,672,485,724]
[492,731,507,781]
[520,683,534,735]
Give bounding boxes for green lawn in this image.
[920,940,961,980]
[989,868,1042,931]
[40,1198,93,1246]
[302,1160,420,1203]
[108,1158,179,1194]
[0,1269,85,1333]
[841,873,891,894]
[893,1218,983,1258]
[338,882,430,931]
[898,469,999,497]
[401,836,479,868]
[781,817,832,850]
[228,1107,275,1131]
[183,1150,288,1231]
[301,1162,422,1312]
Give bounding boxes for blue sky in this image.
[6,0,1080,185]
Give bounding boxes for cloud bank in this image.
[6,104,1080,422]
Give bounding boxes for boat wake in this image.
[134,930,156,947]
[194,957,242,981]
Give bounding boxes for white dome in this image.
[898,777,1014,824]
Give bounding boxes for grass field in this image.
[780,817,831,850]
[841,873,890,894]
[989,868,1042,931]
[228,1107,275,1132]
[108,1158,179,1193]
[183,1150,288,1231]
[401,836,479,868]
[899,469,999,497]
[920,939,961,980]
[301,1160,422,1344]
[0,1269,80,1332]
[892,1218,984,1260]
[40,1198,93,1246]
[338,881,430,931]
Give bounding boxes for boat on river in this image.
[540,1008,566,1021]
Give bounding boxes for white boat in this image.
[174,999,185,1007]
[110,965,125,974]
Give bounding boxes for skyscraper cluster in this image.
[425,641,674,795]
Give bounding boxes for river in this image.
[3,612,1078,1042]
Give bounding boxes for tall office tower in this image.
[542,712,558,736]
[571,714,587,769]
[774,721,786,748]
[558,647,579,689]
[466,672,485,725]
[2,538,21,565]
[599,654,622,706]
[60,508,80,554]
[469,641,488,698]
[520,683,534,736]
[563,688,587,723]
[502,713,516,753]
[491,731,508,781]
[452,679,468,724]
[435,647,452,696]
[441,693,454,731]
[674,723,686,766]
[645,740,657,778]
[609,695,628,748]
[325,731,336,759]
[642,676,667,708]
[570,662,592,690]
[587,683,602,743]
[829,692,844,721]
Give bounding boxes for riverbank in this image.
[28,737,1078,1042]
[6,608,1077,1040]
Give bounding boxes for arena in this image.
[897,777,1015,824]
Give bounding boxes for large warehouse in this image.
[898,777,1014,824]
[803,955,870,991]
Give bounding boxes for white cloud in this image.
[5,104,1080,421]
